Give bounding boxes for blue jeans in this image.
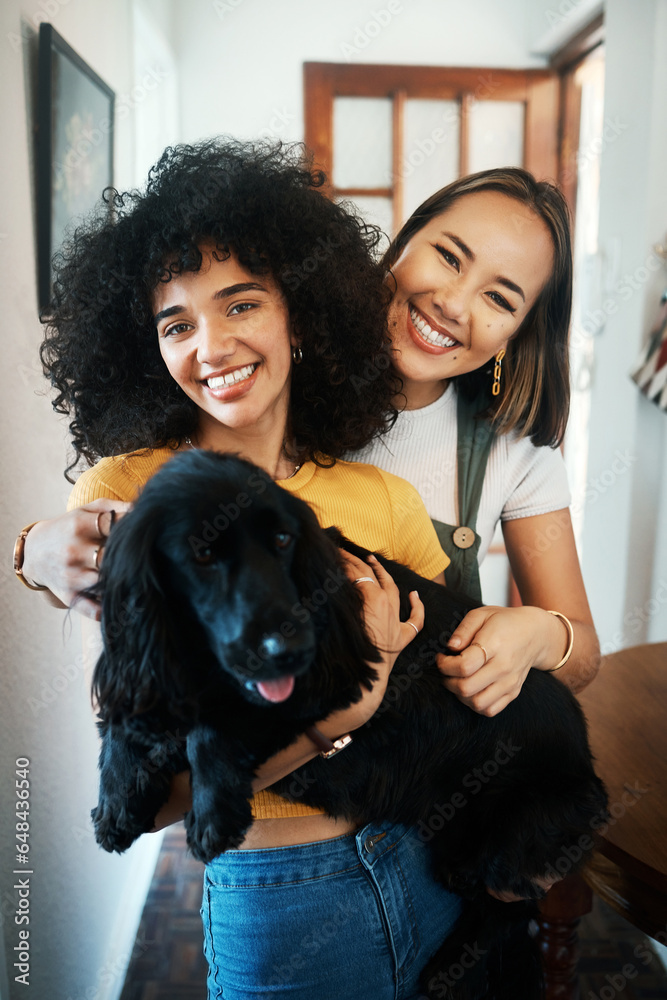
[201,821,462,999]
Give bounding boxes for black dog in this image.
[91,449,607,999]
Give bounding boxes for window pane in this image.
[333,97,392,189]
[402,100,460,222]
[335,195,393,251]
[468,100,524,173]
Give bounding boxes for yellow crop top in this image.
[69,446,449,819]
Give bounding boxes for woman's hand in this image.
[486,871,560,902]
[327,551,424,731]
[436,605,569,717]
[22,500,130,618]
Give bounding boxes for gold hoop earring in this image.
[292,345,303,365]
[492,348,505,397]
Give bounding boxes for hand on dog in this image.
[338,550,424,728]
[22,500,131,618]
[486,871,560,902]
[436,606,561,717]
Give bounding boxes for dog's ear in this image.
[290,502,381,701]
[93,505,183,725]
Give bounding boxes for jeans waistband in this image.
[205,821,413,886]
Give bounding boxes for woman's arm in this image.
[153,699,386,831]
[436,509,600,717]
[21,502,130,617]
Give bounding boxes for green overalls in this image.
[429,391,496,602]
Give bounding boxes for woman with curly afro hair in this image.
[41,137,398,478]
[19,138,461,999]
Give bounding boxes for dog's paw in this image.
[91,801,151,854]
[185,810,245,863]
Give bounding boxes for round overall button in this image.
[453,526,475,549]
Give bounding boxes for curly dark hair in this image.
[41,138,398,479]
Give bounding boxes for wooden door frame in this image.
[304,62,560,206]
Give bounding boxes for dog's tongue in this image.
[256,675,295,703]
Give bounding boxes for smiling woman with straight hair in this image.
[351,166,599,719]
[384,167,572,445]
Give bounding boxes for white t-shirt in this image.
[350,387,571,564]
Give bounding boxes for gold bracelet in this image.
[13,522,48,591]
[305,724,353,759]
[545,611,574,671]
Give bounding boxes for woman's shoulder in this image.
[67,445,179,509]
[494,425,565,468]
[492,429,570,519]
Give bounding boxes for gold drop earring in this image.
[492,348,506,397]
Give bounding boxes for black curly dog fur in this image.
[91,450,608,999]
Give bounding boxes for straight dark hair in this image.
[385,168,573,447]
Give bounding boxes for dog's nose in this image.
[258,634,286,659]
[256,632,313,667]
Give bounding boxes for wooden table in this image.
[537,642,667,998]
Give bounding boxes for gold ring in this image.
[96,509,117,540]
[353,577,376,585]
[407,621,419,636]
[94,547,102,571]
[470,641,488,666]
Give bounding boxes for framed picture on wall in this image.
[37,23,114,311]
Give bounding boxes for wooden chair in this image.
[536,642,667,998]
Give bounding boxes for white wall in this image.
[0,2,168,998]
[578,0,667,651]
[173,0,546,144]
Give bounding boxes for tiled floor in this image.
[119,826,667,999]
[119,828,207,1000]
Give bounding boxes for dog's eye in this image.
[274,532,293,550]
[194,546,214,565]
